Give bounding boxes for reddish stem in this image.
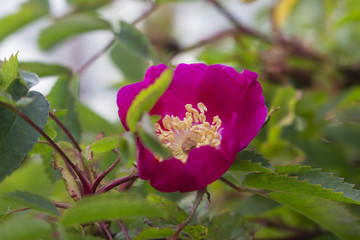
[96,172,139,193]
[91,158,121,193]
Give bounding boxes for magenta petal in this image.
[177,146,229,192]
[143,64,168,85]
[150,63,208,120]
[117,82,145,130]
[150,159,185,192]
[137,142,160,180]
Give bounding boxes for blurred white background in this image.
[0,0,272,122]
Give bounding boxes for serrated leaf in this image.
[126,69,173,132]
[52,141,89,200]
[147,194,188,225]
[91,135,120,153]
[4,190,59,216]
[242,166,360,205]
[230,150,272,172]
[38,13,110,50]
[60,193,165,226]
[133,228,175,240]
[0,217,52,240]
[138,113,172,159]
[0,0,49,42]
[270,192,360,240]
[19,62,71,77]
[0,54,19,91]
[47,76,81,142]
[0,91,49,182]
[115,21,158,61]
[274,165,360,203]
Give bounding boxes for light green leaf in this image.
[67,0,112,10]
[0,91,49,182]
[270,192,360,240]
[138,114,172,159]
[0,217,52,240]
[126,69,173,132]
[52,141,89,201]
[230,150,272,172]
[115,21,158,61]
[0,53,19,91]
[18,62,72,77]
[91,135,120,153]
[4,190,59,216]
[60,193,165,226]
[183,225,208,240]
[134,228,175,240]
[119,131,137,165]
[39,13,110,50]
[0,0,49,42]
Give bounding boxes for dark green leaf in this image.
[0,217,52,240]
[38,13,110,50]
[230,150,273,172]
[60,193,165,226]
[126,69,173,132]
[0,91,49,182]
[147,194,188,225]
[270,192,360,240]
[183,225,208,240]
[0,0,49,42]
[18,62,71,77]
[242,166,360,205]
[4,190,59,216]
[91,135,120,153]
[110,42,147,82]
[207,213,258,240]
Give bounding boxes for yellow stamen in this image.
[154,102,222,164]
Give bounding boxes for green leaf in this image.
[242,165,360,205]
[19,70,39,88]
[67,0,112,10]
[138,114,173,159]
[270,192,360,240]
[91,135,120,153]
[119,131,137,165]
[133,228,175,240]
[230,150,273,172]
[207,213,258,240]
[4,190,59,216]
[0,0,49,42]
[18,62,72,77]
[0,53,19,91]
[0,217,52,240]
[115,21,158,61]
[60,193,165,226]
[126,69,173,132]
[47,76,81,142]
[0,91,49,182]
[38,13,110,50]
[52,141,88,201]
[110,42,147,82]
[147,194,188,225]
[183,225,208,240]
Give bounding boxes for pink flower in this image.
[117,63,267,192]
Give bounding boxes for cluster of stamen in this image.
[154,102,222,163]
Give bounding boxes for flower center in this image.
[154,102,222,164]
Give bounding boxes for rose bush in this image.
[117,63,267,192]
